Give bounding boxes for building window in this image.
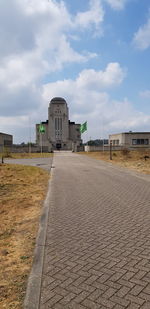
[55,117,63,139]
[144,139,149,145]
[110,139,119,145]
[4,140,12,146]
[55,118,57,130]
[132,139,149,145]
[132,139,137,145]
[76,128,80,132]
[60,118,62,130]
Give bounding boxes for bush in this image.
[121,148,130,157]
[3,147,12,158]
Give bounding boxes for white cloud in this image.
[1,61,149,143]
[42,62,126,101]
[50,35,97,70]
[75,0,104,34]
[0,0,105,142]
[0,52,49,89]
[0,0,148,143]
[105,0,127,10]
[0,0,100,119]
[108,112,150,131]
[42,65,150,140]
[140,90,150,99]
[133,18,150,50]
[76,63,126,89]
[0,115,33,144]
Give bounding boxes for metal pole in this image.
[110,141,112,160]
[29,143,31,154]
[29,117,31,153]
[2,146,4,163]
[40,133,42,154]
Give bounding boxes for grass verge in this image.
[0,164,49,309]
[80,149,150,174]
[0,152,53,160]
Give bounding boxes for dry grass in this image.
[80,149,150,174]
[0,164,49,309]
[0,152,53,160]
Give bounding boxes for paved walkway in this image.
[5,157,53,171]
[34,153,150,308]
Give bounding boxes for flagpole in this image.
[80,121,87,151]
[102,118,104,153]
[87,121,88,151]
[29,116,31,154]
[87,131,88,151]
[40,132,42,154]
[39,122,45,154]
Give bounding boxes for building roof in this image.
[68,120,81,125]
[50,97,66,104]
[124,132,150,134]
[109,132,150,136]
[0,132,13,137]
[41,120,48,124]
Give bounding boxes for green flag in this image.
[80,121,87,134]
[39,124,45,133]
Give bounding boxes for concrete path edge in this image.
[24,160,54,309]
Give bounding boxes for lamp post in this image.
[110,140,112,160]
[102,138,104,153]
[39,123,45,154]
[40,132,43,154]
[28,116,31,154]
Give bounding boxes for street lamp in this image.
[110,140,112,160]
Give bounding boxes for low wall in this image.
[85,145,109,152]
[85,145,150,152]
[11,146,49,153]
[77,145,84,152]
[0,145,49,153]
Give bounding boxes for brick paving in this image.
[39,152,150,309]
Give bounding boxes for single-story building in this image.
[0,132,13,152]
[109,132,150,148]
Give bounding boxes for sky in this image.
[0,0,150,143]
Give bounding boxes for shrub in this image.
[121,148,130,157]
[3,147,12,158]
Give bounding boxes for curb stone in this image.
[24,158,54,309]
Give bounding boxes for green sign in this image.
[39,124,45,133]
[80,121,87,134]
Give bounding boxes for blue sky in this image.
[0,0,150,143]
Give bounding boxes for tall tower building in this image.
[36,97,82,151]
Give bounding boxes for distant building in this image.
[36,97,82,151]
[109,132,150,148]
[87,139,109,146]
[0,132,13,152]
